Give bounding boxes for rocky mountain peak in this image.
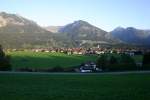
[0,12,38,27]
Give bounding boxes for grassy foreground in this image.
[0,73,150,100]
[7,51,97,69]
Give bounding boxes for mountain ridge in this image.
[111,27,150,46]
[58,20,119,44]
[0,12,55,48]
[0,12,150,48]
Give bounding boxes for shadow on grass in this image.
[11,54,97,70]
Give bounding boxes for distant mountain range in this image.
[111,27,150,46]
[0,12,150,48]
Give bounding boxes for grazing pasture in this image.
[0,73,149,100]
[7,51,98,69]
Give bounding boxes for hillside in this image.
[0,12,56,48]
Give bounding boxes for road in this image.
[0,71,150,75]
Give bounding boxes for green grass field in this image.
[7,51,143,70]
[7,51,98,69]
[0,73,150,100]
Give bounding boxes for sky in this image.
[0,0,150,31]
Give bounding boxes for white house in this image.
[79,62,102,73]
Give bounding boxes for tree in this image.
[96,54,108,70]
[143,52,150,70]
[0,45,11,71]
[119,54,136,71]
[0,45,5,57]
[107,55,119,71]
[109,56,118,65]
[96,54,137,71]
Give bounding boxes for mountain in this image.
[111,27,150,46]
[0,12,149,48]
[59,20,119,47]
[0,12,55,48]
[0,12,49,33]
[44,26,62,33]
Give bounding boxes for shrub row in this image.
[15,66,76,72]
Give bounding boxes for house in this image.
[45,50,50,53]
[125,51,135,56]
[79,62,102,72]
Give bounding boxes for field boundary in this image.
[0,71,150,75]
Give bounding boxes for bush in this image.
[63,67,75,72]
[48,66,64,72]
[17,67,33,72]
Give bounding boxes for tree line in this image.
[96,53,150,71]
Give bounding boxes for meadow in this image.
[7,51,143,70]
[0,73,149,100]
[7,51,98,69]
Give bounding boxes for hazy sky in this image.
[0,0,150,31]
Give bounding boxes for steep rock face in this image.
[111,27,150,46]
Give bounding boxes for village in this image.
[7,47,147,56]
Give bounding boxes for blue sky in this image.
[0,0,150,31]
